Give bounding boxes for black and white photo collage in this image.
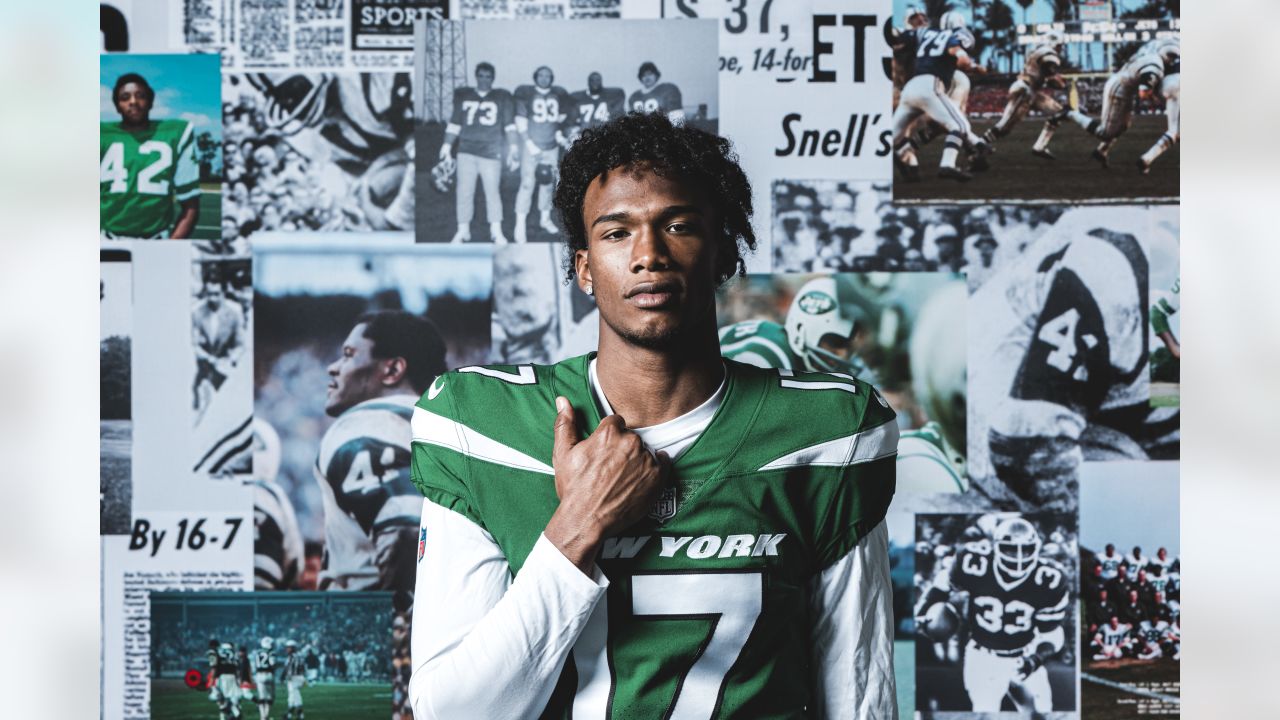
[102,0,1179,717]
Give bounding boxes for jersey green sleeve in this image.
[411,372,487,531]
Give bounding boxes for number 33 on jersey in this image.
[411,355,898,717]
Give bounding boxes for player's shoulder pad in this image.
[319,395,415,469]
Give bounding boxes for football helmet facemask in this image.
[993,517,1042,582]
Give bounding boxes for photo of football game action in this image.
[888,0,1179,204]
[101,248,133,535]
[413,18,718,243]
[1080,461,1180,717]
[967,205,1179,512]
[716,272,968,496]
[148,591,394,720]
[252,234,492,593]
[221,71,417,242]
[100,53,222,240]
[490,243,598,363]
[914,512,1078,715]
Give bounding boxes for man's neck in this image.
[594,325,724,429]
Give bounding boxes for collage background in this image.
[80,0,1239,718]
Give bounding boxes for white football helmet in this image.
[261,637,274,650]
[784,276,863,375]
[252,418,282,482]
[993,517,1042,582]
[905,5,928,28]
[285,639,298,651]
[939,11,966,30]
[909,281,967,452]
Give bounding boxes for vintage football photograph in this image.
[1080,461,1180,717]
[967,205,1179,512]
[148,591,394,720]
[1149,229,1179,410]
[100,53,223,240]
[888,0,1179,204]
[717,272,968,497]
[413,18,718,243]
[490,243,598,363]
[221,71,417,241]
[914,512,1078,715]
[191,254,255,478]
[100,248,133,535]
[252,234,491,593]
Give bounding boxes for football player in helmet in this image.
[917,516,1070,712]
[208,639,243,719]
[514,66,571,242]
[440,62,518,243]
[1137,37,1180,174]
[718,276,870,377]
[317,310,447,592]
[888,11,992,182]
[252,637,277,720]
[1060,51,1166,168]
[100,73,201,239]
[628,61,684,123]
[981,31,1072,159]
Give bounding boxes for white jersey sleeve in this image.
[808,519,898,720]
[410,497,608,720]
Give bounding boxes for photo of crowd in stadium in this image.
[889,0,1179,204]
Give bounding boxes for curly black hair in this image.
[552,113,756,284]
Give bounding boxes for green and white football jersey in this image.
[1150,276,1179,337]
[100,119,199,238]
[411,354,897,718]
[717,320,803,370]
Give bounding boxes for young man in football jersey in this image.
[410,113,898,718]
[629,61,685,123]
[100,73,201,239]
[514,66,572,242]
[209,640,244,720]
[317,310,448,592]
[439,62,519,244]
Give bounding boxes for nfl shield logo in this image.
[417,528,427,563]
[648,487,678,523]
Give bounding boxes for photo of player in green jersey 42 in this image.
[253,235,493,592]
[914,512,1079,714]
[413,19,717,244]
[100,54,222,240]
